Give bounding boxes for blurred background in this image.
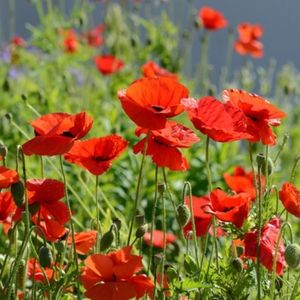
[0,0,299,70]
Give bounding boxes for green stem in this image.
[290,156,300,183]
[161,188,166,300]
[127,130,150,245]
[183,182,200,270]
[59,156,80,296]
[147,165,159,275]
[205,137,219,272]
[270,222,293,299]
[256,165,263,300]
[274,134,289,164]
[289,272,300,300]
[95,175,101,252]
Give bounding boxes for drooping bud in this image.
[166,266,178,282]
[135,214,145,226]
[100,226,114,252]
[284,243,300,269]
[157,182,166,195]
[0,142,7,159]
[177,204,191,227]
[11,181,25,207]
[55,241,65,253]
[230,257,243,273]
[39,246,53,268]
[261,157,274,175]
[256,153,265,168]
[135,224,148,239]
[112,218,122,231]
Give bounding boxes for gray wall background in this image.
[0,0,299,69]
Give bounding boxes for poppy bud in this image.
[39,246,53,268]
[284,243,300,269]
[177,204,191,227]
[11,181,25,207]
[55,241,65,253]
[230,257,243,273]
[256,153,265,168]
[100,226,114,252]
[157,182,166,194]
[135,224,148,239]
[17,259,26,289]
[112,218,122,231]
[261,157,274,176]
[0,142,7,158]
[2,78,10,92]
[135,214,145,226]
[8,228,15,244]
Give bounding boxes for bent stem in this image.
[290,156,300,183]
[147,165,159,275]
[205,136,219,272]
[59,156,80,294]
[270,222,293,299]
[127,130,150,245]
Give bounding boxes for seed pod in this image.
[100,227,114,252]
[11,181,25,207]
[284,243,300,269]
[230,257,243,273]
[135,214,145,226]
[177,204,191,227]
[39,246,53,268]
[135,224,148,239]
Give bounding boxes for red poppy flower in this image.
[14,179,69,241]
[198,6,228,31]
[22,112,93,156]
[94,55,124,75]
[182,97,253,142]
[142,61,178,79]
[0,191,17,234]
[222,89,286,145]
[81,246,154,300]
[143,230,176,248]
[27,258,54,283]
[0,166,19,188]
[208,189,251,228]
[244,217,286,275]
[61,29,79,53]
[183,196,212,237]
[10,35,25,47]
[279,182,300,218]
[234,23,264,58]
[64,135,128,175]
[67,230,97,255]
[86,24,104,48]
[223,166,265,201]
[118,77,188,130]
[133,121,199,171]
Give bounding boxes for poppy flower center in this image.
[61,131,75,138]
[151,105,164,112]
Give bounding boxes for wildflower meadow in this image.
[1,1,300,299]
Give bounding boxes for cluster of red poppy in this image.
[198,6,264,58]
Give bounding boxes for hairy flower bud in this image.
[135,214,145,226]
[135,224,148,239]
[230,257,243,273]
[11,181,25,207]
[100,226,114,252]
[177,204,191,227]
[284,243,300,269]
[39,246,53,268]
